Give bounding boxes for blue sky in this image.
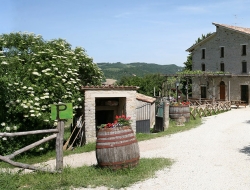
[1,0,250,66]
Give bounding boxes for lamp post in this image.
[185,85,188,101]
[176,80,180,102]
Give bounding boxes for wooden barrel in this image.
[96,126,140,170]
[169,105,190,122]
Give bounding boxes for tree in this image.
[0,32,104,155]
[118,74,165,97]
[183,54,192,71]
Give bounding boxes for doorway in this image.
[220,81,225,100]
[95,110,114,127]
[241,85,248,103]
[201,86,206,99]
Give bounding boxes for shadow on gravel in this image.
[240,145,250,156]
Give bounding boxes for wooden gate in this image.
[136,103,151,133]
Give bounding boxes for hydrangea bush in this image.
[0,32,104,155]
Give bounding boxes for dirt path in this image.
[128,107,250,190]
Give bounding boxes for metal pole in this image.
[186,79,189,101]
[176,86,179,102]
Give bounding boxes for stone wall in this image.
[191,25,250,102]
[192,27,250,74]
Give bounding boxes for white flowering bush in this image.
[0,32,103,155]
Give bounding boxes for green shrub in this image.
[0,32,104,155]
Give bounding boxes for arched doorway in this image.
[220,81,225,100]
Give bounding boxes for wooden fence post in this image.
[56,120,64,171]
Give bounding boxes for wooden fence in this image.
[189,100,231,119]
[0,121,65,173]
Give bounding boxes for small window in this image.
[220,63,225,72]
[201,49,205,59]
[220,47,224,58]
[242,61,247,73]
[201,63,205,71]
[242,45,247,56]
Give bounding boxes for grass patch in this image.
[0,158,172,190]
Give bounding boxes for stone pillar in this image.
[84,91,96,143]
[125,91,137,133]
[163,101,169,130]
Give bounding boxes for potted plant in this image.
[98,115,131,129]
[96,115,140,170]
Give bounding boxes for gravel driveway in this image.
[128,106,250,190]
[20,106,250,189]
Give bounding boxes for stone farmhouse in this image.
[186,22,250,104]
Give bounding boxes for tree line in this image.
[97,62,182,81]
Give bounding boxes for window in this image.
[220,47,224,58]
[201,63,205,71]
[220,63,225,72]
[242,61,247,73]
[242,45,247,56]
[201,49,205,59]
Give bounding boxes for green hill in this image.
[97,62,183,81]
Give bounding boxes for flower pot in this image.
[169,105,190,122]
[96,126,140,170]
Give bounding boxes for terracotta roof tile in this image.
[81,85,139,91]
[136,93,156,103]
[212,22,250,35]
[187,22,250,52]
